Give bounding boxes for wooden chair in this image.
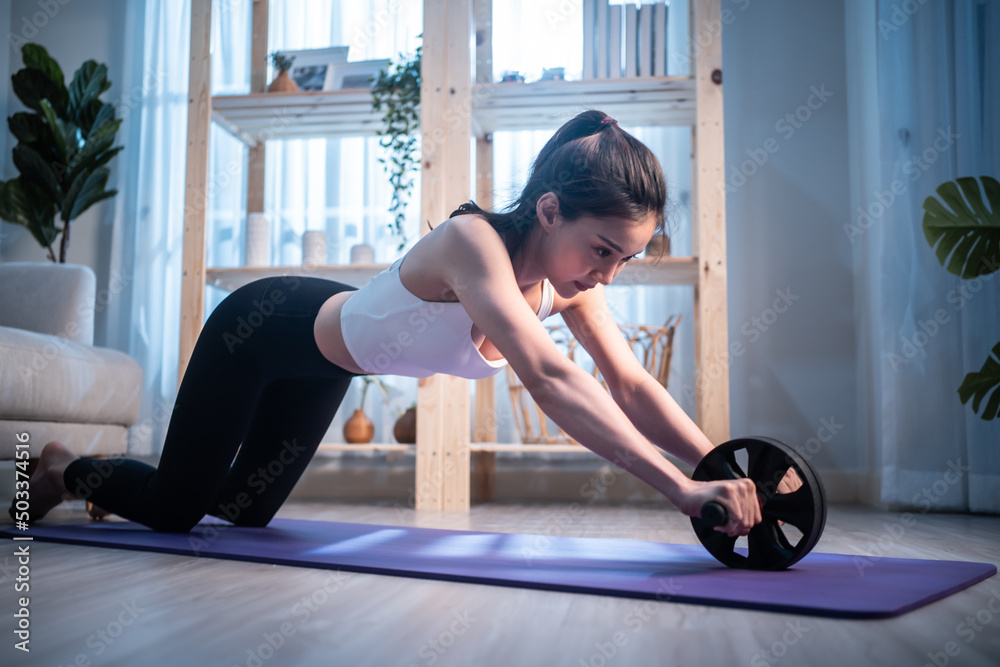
[505,315,682,444]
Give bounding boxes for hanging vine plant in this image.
[371,44,421,250]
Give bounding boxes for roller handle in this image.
[701,495,765,527]
[700,502,728,527]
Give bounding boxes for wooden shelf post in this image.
[415,0,475,510]
[179,0,213,382]
[692,0,730,444]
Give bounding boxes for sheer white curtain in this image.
[107,0,191,456]
[849,0,999,512]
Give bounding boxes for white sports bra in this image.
[340,258,555,379]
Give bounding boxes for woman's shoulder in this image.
[429,213,509,262]
[397,214,509,301]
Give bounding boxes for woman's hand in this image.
[776,467,803,495]
[676,478,761,537]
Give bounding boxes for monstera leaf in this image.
[923,176,1000,422]
[922,176,1000,279]
[958,342,1000,421]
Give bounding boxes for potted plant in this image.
[371,44,421,251]
[343,376,391,444]
[0,44,122,263]
[921,175,1000,419]
[267,51,299,93]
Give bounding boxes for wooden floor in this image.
[2,501,998,667]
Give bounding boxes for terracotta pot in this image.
[343,409,375,444]
[268,70,299,93]
[393,407,417,444]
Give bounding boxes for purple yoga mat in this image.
[5,518,995,619]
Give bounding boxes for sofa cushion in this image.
[0,262,96,345]
[0,420,128,460]
[0,325,142,425]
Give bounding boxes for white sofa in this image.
[0,262,142,461]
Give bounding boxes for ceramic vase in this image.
[343,409,375,444]
[268,70,299,93]
[393,407,417,444]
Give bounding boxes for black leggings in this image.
[63,276,361,532]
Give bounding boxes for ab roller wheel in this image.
[691,437,827,570]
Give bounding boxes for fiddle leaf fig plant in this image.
[0,44,122,263]
[922,175,1000,419]
[371,44,421,251]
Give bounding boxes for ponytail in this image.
[450,110,667,257]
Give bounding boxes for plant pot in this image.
[393,407,417,444]
[343,409,375,444]
[268,70,299,93]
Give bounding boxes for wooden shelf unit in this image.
[181,0,729,512]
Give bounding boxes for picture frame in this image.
[330,59,391,90]
[279,46,349,91]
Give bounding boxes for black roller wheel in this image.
[690,437,826,570]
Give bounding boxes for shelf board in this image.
[317,443,413,452]
[206,264,388,292]
[316,442,594,454]
[469,443,593,454]
[210,76,696,145]
[472,76,696,134]
[205,257,698,292]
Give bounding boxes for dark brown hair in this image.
[450,109,667,257]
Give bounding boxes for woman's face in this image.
[543,211,657,298]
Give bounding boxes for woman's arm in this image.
[439,218,759,534]
[560,286,714,464]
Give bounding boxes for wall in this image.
[1,0,131,347]
[722,0,870,501]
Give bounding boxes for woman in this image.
[14,110,762,536]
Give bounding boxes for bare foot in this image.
[8,441,80,523]
[87,503,111,521]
